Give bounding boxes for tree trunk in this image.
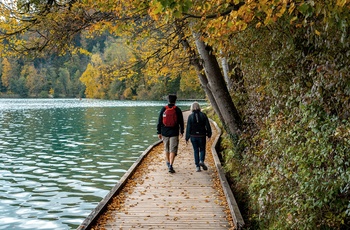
[174,21,224,123]
[220,52,233,90]
[193,64,224,123]
[194,33,242,136]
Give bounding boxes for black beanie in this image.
[168,94,177,103]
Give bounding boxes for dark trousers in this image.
[190,136,206,167]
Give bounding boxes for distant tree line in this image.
[0,32,205,100]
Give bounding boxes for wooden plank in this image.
[77,111,244,230]
[77,140,163,230]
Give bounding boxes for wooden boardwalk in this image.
[78,111,244,230]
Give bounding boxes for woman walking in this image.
[185,102,212,172]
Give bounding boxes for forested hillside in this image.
[0,33,204,99]
[1,0,349,229]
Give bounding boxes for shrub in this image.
[246,99,350,229]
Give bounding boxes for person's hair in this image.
[168,94,177,103]
[190,102,201,112]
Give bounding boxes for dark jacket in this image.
[157,104,184,137]
[185,110,212,141]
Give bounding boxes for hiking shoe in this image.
[199,162,208,170]
[169,166,175,173]
[196,166,201,172]
[166,162,170,168]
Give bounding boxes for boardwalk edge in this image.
[76,139,163,230]
[210,119,245,230]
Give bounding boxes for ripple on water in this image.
[71,175,94,179]
[33,186,61,193]
[0,217,18,229]
[32,169,48,174]
[109,168,127,173]
[17,219,61,230]
[102,149,114,152]
[0,99,193,229]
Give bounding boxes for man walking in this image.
[157,94,184,173]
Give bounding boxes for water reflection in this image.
[0,99,197,229]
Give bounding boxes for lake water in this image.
[0,98,196,230]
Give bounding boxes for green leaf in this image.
[298,3,314,17]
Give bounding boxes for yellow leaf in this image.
[336,0,347,7]
[290,16,298,24]
[288,3,296,14]
[276,5,287,17]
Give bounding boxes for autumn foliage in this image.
[1,0,350,229]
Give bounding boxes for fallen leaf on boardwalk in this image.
[89,126,236,230]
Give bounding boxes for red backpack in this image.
[162,105,177,127]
